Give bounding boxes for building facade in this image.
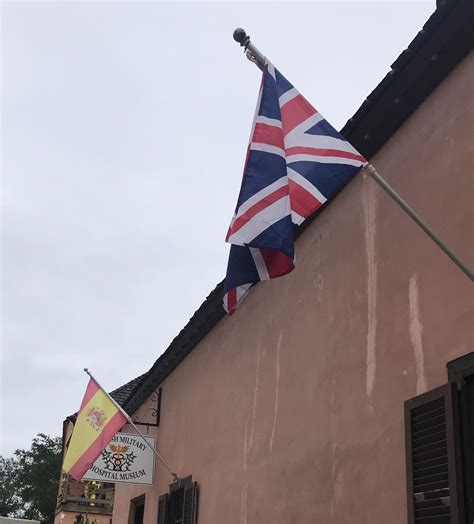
[59,1,474,522]
[55,378,145,524]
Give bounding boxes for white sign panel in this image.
[82,432,155,485]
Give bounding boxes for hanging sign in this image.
[82,432,156,485]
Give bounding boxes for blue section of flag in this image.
[275,69,293,97]
[288,161,362,200]
[304,119,342,139]
[247,216,295,258]
[223,245,260,294]
[258,69,281,120]
[236,151,287,210]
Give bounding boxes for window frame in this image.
[448,352,474,523]
[157,475,198,524]
[404,383,463,523]
[404,353,474,524]
[129,494,146,524]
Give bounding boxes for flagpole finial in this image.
[232,28,265,71]
[233,28,250,47]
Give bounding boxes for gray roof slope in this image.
[110,373,148,406]
[124,0,473,415]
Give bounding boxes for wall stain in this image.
[269,330,283,452]
[243,422,248,471]
[317,272,324,289]
[364,180,378,400]
[409,273,427,394]
[240,482,248,524]
[249,346,260,451]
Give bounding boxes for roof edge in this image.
[124,0,473,415]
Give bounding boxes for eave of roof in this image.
[340,0,473,159]
[124,0,473,415]
[110,373,147,405]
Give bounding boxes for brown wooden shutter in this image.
[404,383,464,523]
[448,352,474,522]
[183,481,198,524]
[157,493,169,524]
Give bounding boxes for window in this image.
[129,495,146,524]
[157,476,199,524]
[404,352,474,523]
[448,352,474,523]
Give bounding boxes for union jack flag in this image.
[223,62,367,314]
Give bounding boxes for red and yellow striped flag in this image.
[63,378,127,480]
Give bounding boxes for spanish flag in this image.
[63,378,127,480]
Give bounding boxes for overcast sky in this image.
[1,1,434,456]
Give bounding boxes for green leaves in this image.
[0,433,62,524]
[0,456,22,516]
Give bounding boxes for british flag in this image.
[223,62,367,314]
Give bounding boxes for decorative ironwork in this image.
[131,387,162,427]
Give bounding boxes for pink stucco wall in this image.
[113,52,474,524]
[110,400,160,521]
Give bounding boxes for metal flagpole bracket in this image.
[361,163,376,178]
[233,28,266,71]
[361,165,474,282]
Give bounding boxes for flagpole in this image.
[233,28,266,70]
[361,164,473,281]
[233,29,474,283]
[83,368,181,483]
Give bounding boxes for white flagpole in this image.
[83,368,180,483]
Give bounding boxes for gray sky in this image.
[1,1,434,456]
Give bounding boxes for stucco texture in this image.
[113,52,474,524]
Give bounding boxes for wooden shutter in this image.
[448,352,474,522]
[461,375,474,520]
[157,493,169,524]
[183,481,198,524]
[405,383,464,524]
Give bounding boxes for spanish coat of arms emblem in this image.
[86,407,107,431]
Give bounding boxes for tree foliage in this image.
[0,433,62,523]
[0,456,22,516]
